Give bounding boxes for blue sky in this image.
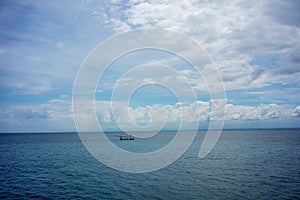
[0,0,300,132]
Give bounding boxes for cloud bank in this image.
[1,99,299,132]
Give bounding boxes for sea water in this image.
[0,130,299,199]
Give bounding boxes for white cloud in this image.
[1,0,300,132]
[225,103,283,121]
[95,100,210,130]
[1,97,299,132]
[293,106,300,117]
[56,41,64,49]
[94,100,300,130]
[103,111,111,123]
[0,99,74,132]
[109,63,197,102]
[244,91,271,95]
[0,48,6,54]
[0,75,54,95]
[98,0,300,92]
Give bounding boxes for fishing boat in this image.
[119,135,135,140]
[115,133,135,140]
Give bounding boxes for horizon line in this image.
[1,127,300,134]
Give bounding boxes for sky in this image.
[0,0,300,132]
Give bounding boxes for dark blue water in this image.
[1,130,300,199]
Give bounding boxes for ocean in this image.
[0,129,299,199]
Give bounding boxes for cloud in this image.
[0,74,54,95]
[56,41,64,49]
[264,0,300,28]
[226,103,283,121]
[0,0,93,97]
[0,48,6,54]
[293,106,300,117]
[94,100,299,130]
[1,97,299,132]
[95,100,210,130]
[1,0,299,131]
[0,99,74,132]
[98,0,300,93]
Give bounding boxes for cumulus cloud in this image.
[225,103,283,121]
[94,100,300,130]
[1,97,299,132]
[292,106,300,117]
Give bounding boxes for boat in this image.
[119,135,135,140]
